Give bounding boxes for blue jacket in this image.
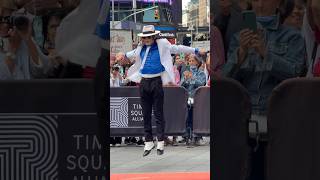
[223,15,306,115]
[180,68,206,98]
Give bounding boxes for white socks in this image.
[144,141,164,151]
[144,141,154,151]
[157,141,164,150]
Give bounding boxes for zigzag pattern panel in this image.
[110,97,128,127]
[0,116,58,180]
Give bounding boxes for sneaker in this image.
[178,137,187,144]
[137,139,144,146]
[156,141,164,155]
[130,137,137,144]
[124,138,130,145]
[164,138,172,146]
[186,138,194,148]
[193,137,201,146]
[172,137,179,146]
[143,141,155,157]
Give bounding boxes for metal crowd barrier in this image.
[212,78,252,180]
[110,86,189,136]
[267,78,320,180]
[193,86,210,136]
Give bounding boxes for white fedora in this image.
[137,25,160,37]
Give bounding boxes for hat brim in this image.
[137,30,160,37]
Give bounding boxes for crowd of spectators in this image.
[0,0,101,80]
[211,0,320,177]
[212,0,320,135]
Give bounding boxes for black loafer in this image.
[143,145,155,157]
[157,149,164,155]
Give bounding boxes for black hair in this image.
[112,66,120,71]
[246,0,253,10]
[278,0,295,23]
[172,54,181,64]
[42,8,70,47]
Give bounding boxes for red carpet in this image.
[111,172,210,180]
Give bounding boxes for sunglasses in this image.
[141,36,153,39]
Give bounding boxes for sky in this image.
[182,0,191,10]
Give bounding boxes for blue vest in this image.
[140,42,165,74]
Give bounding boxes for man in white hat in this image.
[117,25,206,157]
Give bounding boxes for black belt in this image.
[141,76,161,80]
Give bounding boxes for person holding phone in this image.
[0,1,49,80]
[117,25,206,157]
[223,0,306,135]
[175,53,190,78]
[180,54,206,146]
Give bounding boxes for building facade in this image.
[198,0,209,27]
[187,0,199,28]
[110,0,182,25]
[110,0,182,43]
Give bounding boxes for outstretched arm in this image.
[162,38,206,55]
[116,48,137,65]
[169,44,207,55]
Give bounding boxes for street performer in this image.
[117,25,206,157]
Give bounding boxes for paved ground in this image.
[111,172,210,180]
[110,141,210,174]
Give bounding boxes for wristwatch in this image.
[5,52,16,60]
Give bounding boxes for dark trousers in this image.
[139,76,165,142]
[186,105,193,139]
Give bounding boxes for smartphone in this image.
[242,10,257,32]
[180,53,185,61]
[186,64,190,71]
